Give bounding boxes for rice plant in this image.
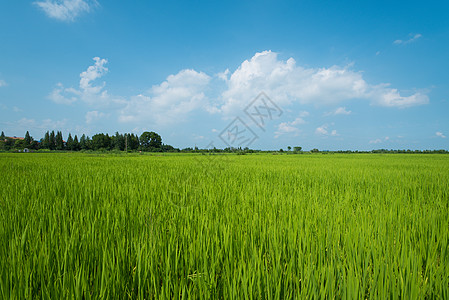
[0,153,448,298]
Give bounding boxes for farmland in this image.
[0,153,448,298]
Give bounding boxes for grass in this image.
[0,153,448,298]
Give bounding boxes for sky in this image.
[0,0,448,151]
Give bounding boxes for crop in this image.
[0,153,448,298]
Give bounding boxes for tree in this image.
[42,131,50,149]
[92,133,111,150]
[80,134,87,150]
[112,132,125,151]
[311,148,319,153]
[24,131,32,147]
[66,133,74,150]
[49,131,56,150]
[0,131,5,140]
[55,131,64,150]
[139,131,162,151]
[287,146,291,151]
[128,134,140,151]
[293,146,302,153]
[73,135,80,151]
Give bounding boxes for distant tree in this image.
[73,135,80,151]
[139,131,162,151]
[41,131,50,149]
[14,139,26,150]
[55,131,64,150]
[24,131,32,147]
[128,134,140,150]
[279,148,284,152]
[92,133,111,150]
[0,131,5,140]
[311,148,319,153]
[293,146,302,153]
[66,133,74,150]
[49,131,56,150]
[113,132,125,151]
[80,134,87,150]
[287,146,291,151]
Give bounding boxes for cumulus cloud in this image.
[34,0,97,22]
[326,106,351,116]
[394,33,422,45]
[315,124,338,136]
[49,57,119,106]
[46,52,430,129]
[436,132,446,138]
[213,51,428,116]
[369,136,390,144]
[4,117,68,133]
[119,69,211,125]
[85,110,105,124]
[0,79,6,87]
[369,138,382,144]
[274,113,308,138]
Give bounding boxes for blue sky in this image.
[0,0,448,150]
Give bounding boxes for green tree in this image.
[287,146,291,151]
[113,132,125,151]
[80,134,87,150]
[73,135,80,151]
[41,131,50,149]
[0,131,5,140]
[55,131,64,150]
[49,131,56,150]
[127,134,139,151]
[139,131,162,151]
[293,146,302,153]
[66,133,74,150]
[24,131,33,148]
[92,133,111,150]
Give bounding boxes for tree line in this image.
[0,130,177,152]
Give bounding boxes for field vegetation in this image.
[0,153,448,298]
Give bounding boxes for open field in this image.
[0,153,448,298]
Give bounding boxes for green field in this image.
[1,153,448,298]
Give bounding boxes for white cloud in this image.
[315,125,328,135]
[394,33,422,45]
[49,57,120,107]
[369,136,390,144]
[213,51,428,116]
[373,88,428,108]
[0,79,6,87]
[369,138,382,144]
[34,0,96,22]
[315,124,338,136]
[49,83,78,104]
[436,132,446,138]
[119,69,211,125]
[274,112,309,138]
[4,118,68,133]
[85,110,105,124]
[326,106,351,116]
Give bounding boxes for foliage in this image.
[0,153,448,298]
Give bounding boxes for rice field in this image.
[0,153,448,298]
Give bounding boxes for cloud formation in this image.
[34,0,96,22]
[48,51,430,128]
[215,51,428,116]
[0,79,6,87]
[275,112,308,138]
[436,131,446,138]
[394,33,422,45]
[49,57,118,106]
[119,69,211,125]
[315,124,337,136]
